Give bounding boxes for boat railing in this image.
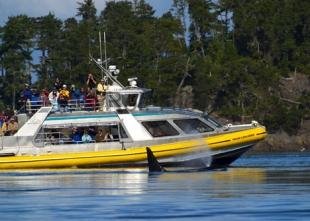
[24,99,103,113]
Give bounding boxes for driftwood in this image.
[279,97,301,105]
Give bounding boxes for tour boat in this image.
[0,59,267,169]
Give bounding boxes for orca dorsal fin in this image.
[146,147,166,173]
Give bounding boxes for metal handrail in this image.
[24,98,104,113]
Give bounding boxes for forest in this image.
[0,0,309,135]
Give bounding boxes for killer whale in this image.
[146,147,219,173]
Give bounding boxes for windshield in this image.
[138,90,153,108]
[121,94,138,107]
[203,115,222,128]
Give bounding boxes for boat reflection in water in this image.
[0,167,268,197]
[0,169,150,195]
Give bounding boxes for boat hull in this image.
[0,126,266,169]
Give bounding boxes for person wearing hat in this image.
[58,84,70,112]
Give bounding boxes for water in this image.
[0,153,309,220]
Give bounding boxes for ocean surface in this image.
[0,153,309,221]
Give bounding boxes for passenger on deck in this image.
[46,134,56,145]
[71,127,82,144]
[0,110,18,136]
[70,84,77,98]
[85,88,97,111]
[58,85,70,112]
[97,77,108,111]
[8,118,18,135]
[80,87,86,108]
[22,84,33,111]
[82,130,92,143]
[70,84,81,109]
[0,111,5,128]
[48,89,59,112]
[86,73,97,93]
[54,77,62,91]
[95,129,106,142]
[40,89,49,106]
[30,88,41,110]
[1,120,9,136]
[4,108,14,121]
[95,128,113,142]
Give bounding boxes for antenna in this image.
[99,31,103,79]
[104,32,108,69]
[89,55,124,88]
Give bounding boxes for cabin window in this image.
[141,120,179,137]
[203,115,222,128]
[121,94,138,107]
[173,118,214,134]
[138,91,152,108]
[34,123,129,145]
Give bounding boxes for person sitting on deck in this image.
[95,128,106,142]
[71,127,82,144]
[95,128,113,142]
[82,130,92,143]
[8,118,18,135]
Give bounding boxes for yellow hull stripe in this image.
[0,126,266,169]
[206,126,267,150]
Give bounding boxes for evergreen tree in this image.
[76,0,98,80]
[1,15,34,110]
[187,0,219,57]
[61,17,86,86]
[34,13,62,88]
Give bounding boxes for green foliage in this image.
[1,15,34,109]
[0,0,308,135]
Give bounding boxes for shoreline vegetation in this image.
[0,0,309,150]
[252,119,310,153]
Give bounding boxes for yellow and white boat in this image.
[0,62,266,169]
